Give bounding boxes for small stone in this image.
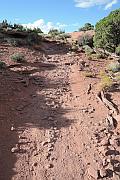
[113,172,120,180]
[89,107,95,114]
[98,146,108,156]
[100,137,109,146]
[102,158,109,167]
[48,117,53,121]
[106,158,111,163]
[50,157,55,161]
[41,141,48,146]
[31,94,36,98]
[45,163,54,169]
[48,143,54,148]
[11,146,19,153]
[109,138,119,146]
[31,166,34,171]
[99,168,107,178]
[107,163,114,171]
[33,162,38,167]
[48,147,54,152]
[47,138,52,143]
[18,135,26,139]
[11,126,15,131]
[82,109,88,113]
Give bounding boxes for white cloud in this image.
[74,0,118,9]
[104,0,117,9]
[22,19,68,33]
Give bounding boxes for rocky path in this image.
[0,45,120,180]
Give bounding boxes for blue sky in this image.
[0,0,120,32]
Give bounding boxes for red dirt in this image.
[0,42,120,180]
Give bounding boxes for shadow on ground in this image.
[0,52,73,180]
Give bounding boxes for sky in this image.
[0,0,120,33]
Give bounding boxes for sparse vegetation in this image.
[48,29,70,42]
[79,23,94,31]
[95,52,107,59]
[116,45,120,56]
[108,62,120,73]
[115,73,120,81]
[0,61,6,69]
[0,20,43,35]
[11,53,25,63]
[78,33,93,47]
[94,9,120,53]
[70,40,79,52]
[84,45,94,55]
[99,71,113,90]
[84,71,95,78]
[6,38,23,47]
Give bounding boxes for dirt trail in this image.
[0,44,120,180]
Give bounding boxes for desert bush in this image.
[48,29,68,41]
[108,62,120,73]
[95,52,107,59]
[48,29,63,39]
[0,61,6,69]
[70,40,79,52]
[116,45,120,56]
[99,71,113,90]
[56,33,71,42]
[94,9,120,53]
[11,53,25,63]
[84,45,94,55]
[115,72,120,81]
[84,71,95,78]
[6,38,23,46]
[79,23,94,31]
[78,34,93,47]
[27,33,40,45]
[0,19,10,29]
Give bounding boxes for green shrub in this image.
[70,40,79,52]
[78,34,93,47]
[84,45,94,55]
[0,61,6,69]
[84,71,95,78]
[108,62,120,73]
[94,9,120,52]
[115,72,120,81]
[6,38,23,47]
[96,52,107,59]
[11,53,25,63]
[116,45,120,56]
[79,23,94,31]
[27,33,41,45]
[99,71,113,90]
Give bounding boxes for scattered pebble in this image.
[41,141,49,146]
[11,146,19,153]
[33,162,38,167]
[45,163,54,169]
[99,168,107,178]
[11,126,16,131]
